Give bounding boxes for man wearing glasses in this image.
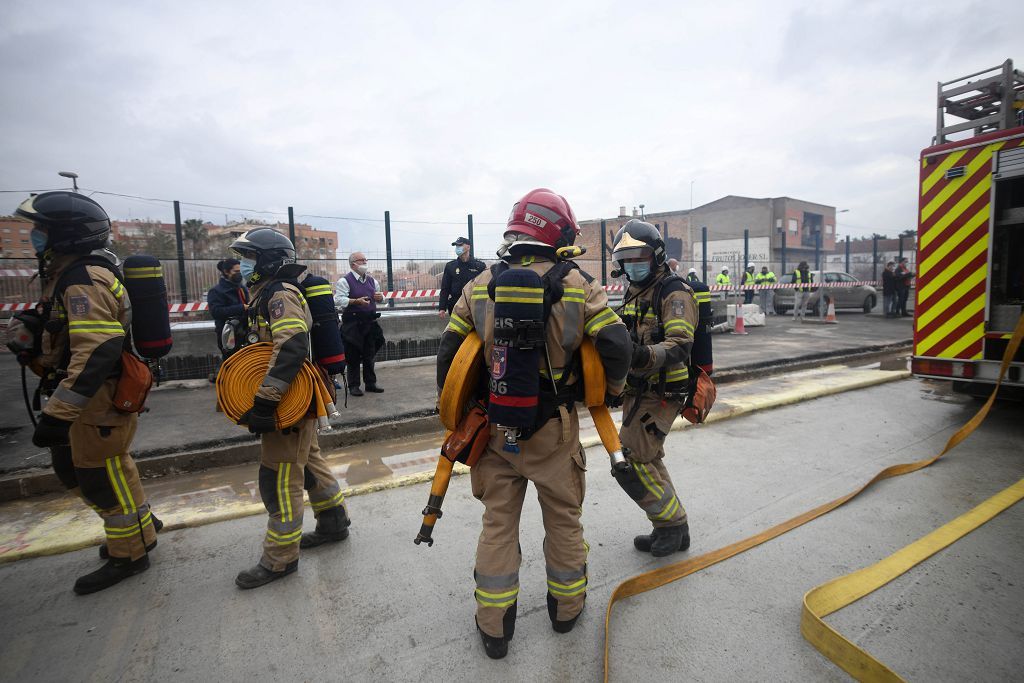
[334,252,385,396]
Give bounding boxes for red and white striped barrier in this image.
[3,279,901,314]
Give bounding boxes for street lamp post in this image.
[58,171,79,192]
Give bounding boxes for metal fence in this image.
[0,247,915,314]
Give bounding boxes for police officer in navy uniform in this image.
[438,237,486,317]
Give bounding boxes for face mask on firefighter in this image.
[239,258,256,281]
[455,245,465,256]
[30,228,48,254]
[623,261,651,283]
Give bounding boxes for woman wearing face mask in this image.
[207,258,250,361]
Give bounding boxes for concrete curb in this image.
[0,366,910,564]
[0,411,441,502]
[0,341,911,503]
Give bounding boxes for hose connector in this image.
[608,449,628,473]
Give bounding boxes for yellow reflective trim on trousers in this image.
[304,285,333,297]
[278,463,293,523]
[266,530,302,545]
[633,462,664,499]
[585,308,619,334]
[105,512,153,535]
[311,489,345,511]
[475,587,519,608]
[655,497,680,521]
[540,367,565,381]
[114,457,137,511]
[270,317,308,332]
[105,459,130,514]
[548,577,587,597]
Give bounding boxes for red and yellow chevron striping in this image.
[914,135,1024,360]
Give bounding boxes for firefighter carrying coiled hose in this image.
[218,228,352,590]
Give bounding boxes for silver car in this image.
[776,270,877,315]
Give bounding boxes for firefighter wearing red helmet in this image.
[611,219,698,557]
[436,188,631,659]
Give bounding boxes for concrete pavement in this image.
[0,312,913,488]
[0,377,1019,681]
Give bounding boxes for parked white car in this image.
[775,270,877,315]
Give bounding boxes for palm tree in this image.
[183,219,208,258]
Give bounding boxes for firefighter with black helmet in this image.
[15,191,160,594]
[612,219,698,557]
[229,228,351,589]
[436,188,631,659]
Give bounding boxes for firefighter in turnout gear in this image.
[436,189,631,659]
[16,191,159,595]
[612,219,698,557]
[230,228,351,589]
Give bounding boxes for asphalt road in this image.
[0,376,1020,682]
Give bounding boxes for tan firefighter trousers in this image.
[258,420,348,572]
[69,416,158,561]
[619,393,688,528]
[471,405,588,638]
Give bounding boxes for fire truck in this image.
[911,59,1024,397]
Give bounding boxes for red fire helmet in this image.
[505,188,580,248]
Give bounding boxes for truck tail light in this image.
[912,358,975,379]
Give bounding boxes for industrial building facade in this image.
[577,195,840,273]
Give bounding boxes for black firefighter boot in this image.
[300,507,351,549]
[475,602,516,659]
[73,555,151,595]
[235,560,298,589]
[634,521,691,557]
[100,514,163,559]
[547,592,584,634]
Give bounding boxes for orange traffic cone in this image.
[732,303,748,335]
[824,296,838,324]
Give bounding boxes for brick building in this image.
[0,217,34,258]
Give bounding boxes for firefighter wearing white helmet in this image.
[436,188,630,659]
[611,219,698,556]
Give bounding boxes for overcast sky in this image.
[1,0,1021,257]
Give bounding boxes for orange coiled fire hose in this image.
[216,342,337,430]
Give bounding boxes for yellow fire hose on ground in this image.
[603,314,1024,682]
[216,342,338,431]
[415,333,627,546]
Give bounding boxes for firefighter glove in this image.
[32,413,72,447]
[239,396,279,434]
[605,391,624,409]
[631,343,652,369]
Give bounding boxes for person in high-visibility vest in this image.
[792,261,814,320]
[742,263,757,304]
[715,267,731,286]
[755,266,777,315]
